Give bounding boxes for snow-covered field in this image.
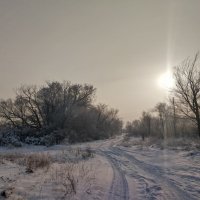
[0,136,200,200]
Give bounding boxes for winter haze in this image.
[0,0,200,121]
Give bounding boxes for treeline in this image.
[125,52,200,140]
[0,81,122,146]
[125,102,196,140]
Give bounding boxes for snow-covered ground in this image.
[0,136,200,199]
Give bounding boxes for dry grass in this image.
[0,152,52,172]
[49,161,95,199]
[26,153,51,172]
[121,136,200,151]
[120,136,143,147]
[51,163,78,197]
[81,147,94,159]
[54,147,94,164]
[68,147,94,159]
[0,148,95,199]
[0,152,25,165]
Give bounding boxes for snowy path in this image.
[100,150,129,200]
[106,147,196,200]
[88,136,200,200]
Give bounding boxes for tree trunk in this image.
[172,98,177,137]
[194,102,200,137]
[197,118,200,137]
[147,118,151,136]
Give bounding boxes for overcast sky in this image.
[0,0,200,121]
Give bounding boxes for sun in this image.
[157,70,174,90]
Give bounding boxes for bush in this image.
[41,129,66,146]
[25,137,43,145]
[0,129,22,147]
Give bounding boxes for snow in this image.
[0,136,200,199]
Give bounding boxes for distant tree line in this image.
[0,81,122,146]
[125,52,200,140]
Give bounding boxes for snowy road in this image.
[93,137,200,200]
[102,147,196,200]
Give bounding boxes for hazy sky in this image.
[0,0,200,121]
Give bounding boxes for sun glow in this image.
[158,70,174,90]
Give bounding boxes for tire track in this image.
[100,150,129,200]
[110,147,196,200]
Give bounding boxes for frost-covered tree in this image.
[173,53,200,137]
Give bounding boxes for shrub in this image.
[0,129,22,147]
[25,137,43,145]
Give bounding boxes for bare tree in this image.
[15,86,44,129]
[94,104,122,137]
[38,81,96,128]
[0,81,122,144]
[0,99,18,127]
[141,112,151,140]
[173,52,200,137]
[155,103,168,138]
[0,86,43,129]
